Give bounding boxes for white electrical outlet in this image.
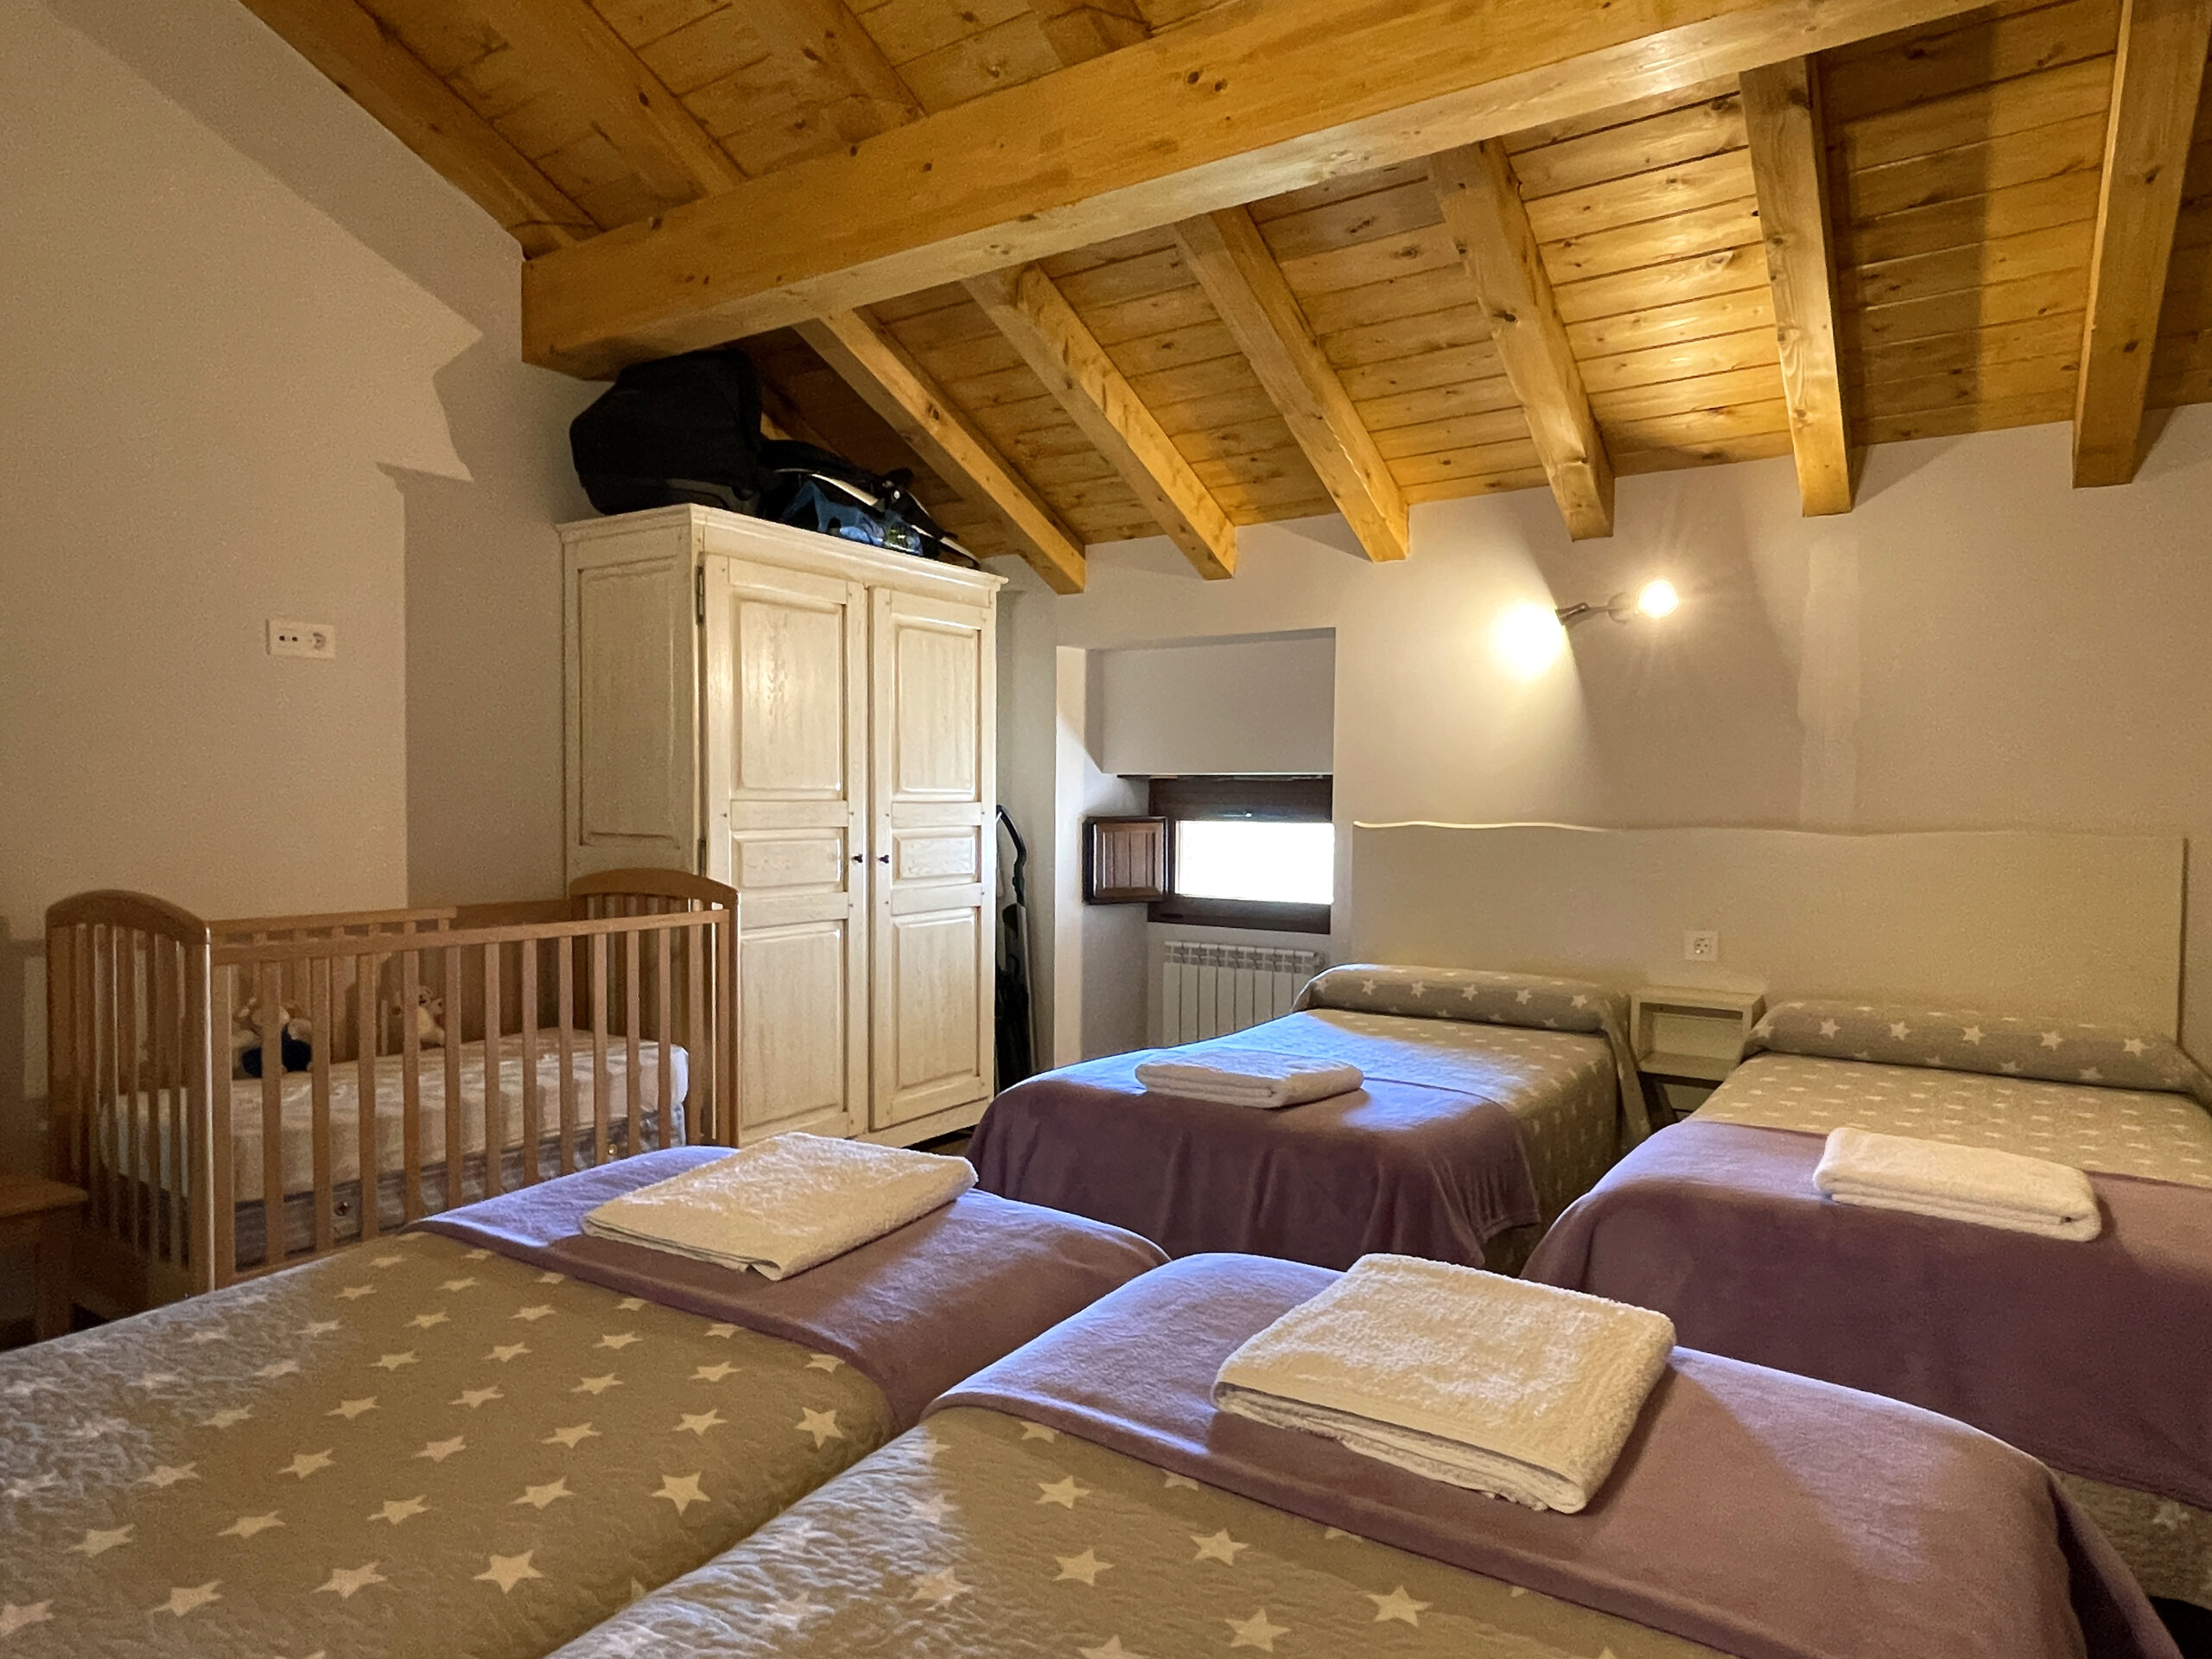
[269,619,337,660]
[1683,929,1720,963]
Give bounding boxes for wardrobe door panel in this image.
[869,588,995,1133]
[564,537,696,878]
[703,557,868,1140]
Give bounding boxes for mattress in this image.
[1694,1050,2212,1188]
[105,1039,690,1204]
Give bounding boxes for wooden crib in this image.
[44,870,738,1316]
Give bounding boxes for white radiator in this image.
[1159,942,1326,1045]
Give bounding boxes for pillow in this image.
[1748,999,2212,1106]
[1295,963,1624,1038]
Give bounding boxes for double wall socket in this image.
[1683,929,1720,962]
[269,619,337,660]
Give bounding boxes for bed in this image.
[1524,998,2212,1611]
[533,1253,2174,1659]
[43,871,738,1315]
[970,964,1646,1274]
[0,1147,1164,1656]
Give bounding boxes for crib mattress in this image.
[106,1040,690,1204]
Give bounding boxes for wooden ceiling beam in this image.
[749,0,924,133]
[1429,143,1614,539]
[1027,0,1151,66]
[1173,209,1408,563]
[2072,0,2212,487]
[966,265,1236,578]
[471,0,741,204]
[796,313,1090,594]
[1739,57,1855,515]
[237,0,592,254]
[520,0,1998,375]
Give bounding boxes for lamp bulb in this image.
[1636,579,1680,619]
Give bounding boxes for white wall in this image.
[1099,632,1335,776]
[994,409,2212,1062]
[0,0,591,1192]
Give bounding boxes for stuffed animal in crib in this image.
[233,997,314,1078]
[412,987,447,1049]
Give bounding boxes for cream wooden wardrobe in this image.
[562,505,1003,1149]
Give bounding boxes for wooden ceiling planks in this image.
[239,0,2212,574]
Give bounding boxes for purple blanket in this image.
[1524,1120,2212,1508]
[935,1254,2174,1659]
[416,1147,1165,1427]
[969,1054,1537,1268]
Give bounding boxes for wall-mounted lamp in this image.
[1555,579,1680,627]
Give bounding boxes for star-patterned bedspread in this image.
[1696,1052,2212,1188]
[0,1229,892,1657]
[970,1007,1619,1272]
[540,1406,1733,1659]
[544,1254,2171,1659]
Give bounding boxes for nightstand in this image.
[1630,988,1766,1124]
[0,1173,86,1343]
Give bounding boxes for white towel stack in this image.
[1814,1126,2102,1241]
[582,1133,976,1279]
[1213,1254,1675,1512]
[1133,1046,1363,1109]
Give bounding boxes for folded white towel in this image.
[1134,1046,1363,1109]
[581,1133,976,1279]
[1213,1254,1675,1512]
[1814,1126,2101,1241]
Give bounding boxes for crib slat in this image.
[483,942,504,1199]
[356,952,379,1243]
[624,927,642,1156]
[519,940,540,1185]
[655,925,672,1151]
[257,959,283,1271]
[150,937,174,1266]
[123,930,144,1252]
[87,925,110,1240]
[205,953,232,1288]
[591,932,610,1166]
[309,957,334,1254]
[556,940,576,1176]
[443,946,463,1207]
[401,950,423,1221]
[685,920,709,1144]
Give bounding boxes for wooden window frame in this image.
[1146,775,1333,935]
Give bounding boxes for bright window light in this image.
[1174,820,1335,906]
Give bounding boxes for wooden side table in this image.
[0,1173,88,1342]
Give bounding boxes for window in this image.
[1147,776,1332,933]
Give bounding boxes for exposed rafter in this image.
[472,0,741,204]
[1738,57,1855,516]
[1027,0,1151,66]
[966,265,1236,579]
[519,0,1997,374]
[1173,208,1408,563]
[236,0,592,253]
[2073,0,2212,487]
[797,313,1090,594]
[1429,142,1614,539]
[750,0,924,137]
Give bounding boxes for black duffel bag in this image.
[760,440,978,569]
[569,346,767,516]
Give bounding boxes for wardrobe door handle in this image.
[876,854,890,864]
[850,854,863,865]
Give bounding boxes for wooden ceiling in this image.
[243,0,2212,590]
